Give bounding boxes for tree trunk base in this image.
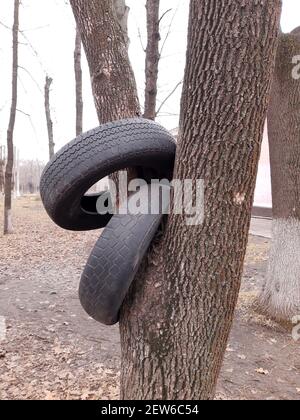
[4,208,13,235]
[256,218,300,322]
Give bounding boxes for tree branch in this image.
[159,5,179,58]
[158,8,172,25]
[18,65,43,94]
[155,80,182,116]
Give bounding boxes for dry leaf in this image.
[255,368,269,376]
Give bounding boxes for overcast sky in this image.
[0,0,299,162]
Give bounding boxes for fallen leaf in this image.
[255,368,269,376]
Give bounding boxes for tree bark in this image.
[119,0,281,400]
[44,75,55,160]
[74,27,83,136]
[113,0,130,50]
[70,0,140,124]
[144,0,160,120]
[4,0,20,235]
[256,29,300,322]
[0,146,5,194]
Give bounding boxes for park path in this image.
[0,197,298,400]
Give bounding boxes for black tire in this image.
[79,184,170,325]
[40,118,176,231]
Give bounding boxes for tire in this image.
[79,184,171,325]
[40,118,176,231]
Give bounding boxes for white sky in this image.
[0,0,299,162]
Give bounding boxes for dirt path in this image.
[0,197,299,400]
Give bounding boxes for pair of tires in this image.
[40,118,176,325]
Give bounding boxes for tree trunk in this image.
[119,0,281,400]
[0,146,5,194]
[144,0,160,120]
[256,29,300,323]
[74,27,83,136]
[70,0,140,124]
[113,0,130,50]
[4,0,20,235]
[44,76,55,160]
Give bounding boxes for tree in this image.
[256,29,300,323]
[4,0,20,235]
[44,75,55,160]
[119,0,281,399]
[69,0,281,400]
[143,0,160,120]
[0,146,5,194]
[70,0,140,124]
[74,27,83,136]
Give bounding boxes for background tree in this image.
[44,75,55,160]
[4,0,20,234]
[0,146,5,194]
[143,0,160,120]
[119,0,281,399]
[74,27,83,136]
[70,0,140,124]
[256,28,300,323]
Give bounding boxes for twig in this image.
[158,9,172,25]
[0,20,11,30]
[159,4,179,58]
[156,80,183,116]
[18,65,43,94]
[16,108,30,117]
[137,26,146,52]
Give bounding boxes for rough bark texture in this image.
[74,27,83,136]
[144,0,160,120]
[113,0,130,49]
[44,76,55,160]
[70,0,140,124]
[4,0,19,235]
[120,0,281,400]
[256,30,300,322]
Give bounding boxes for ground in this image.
[0,196,299,400]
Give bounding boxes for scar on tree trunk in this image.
[255,28,300,323]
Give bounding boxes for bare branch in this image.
[158,8,172,25]
[19,31,47,74]
[137,26,146,52]
[159,5,179,58]
[16,108,30,117]
[18,65,43,94]
[0,20,11,30]
[20,24,50,32]
[155,80,182,116]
